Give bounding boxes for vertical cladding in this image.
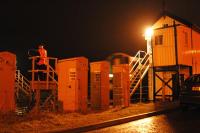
[0,52,16,113]
[152,15,200,71]
[90,61,110,110]
[177,26,192,66]
[153,27,176,66]
[112,64,130,107]
[57,57,88,113]
[192,30,200,74]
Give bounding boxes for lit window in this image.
[155,35,163,45]
[163,24,168,28]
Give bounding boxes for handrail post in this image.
[22,76,24,89]
[46,57,49,89]
[17,70,20,83]
[32,57,35,90]
[55,58,58,73]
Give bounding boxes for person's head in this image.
[38,44,44,49]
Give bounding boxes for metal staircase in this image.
[15,70,32,97]
[15,70,33,114]
[129,51,151,97]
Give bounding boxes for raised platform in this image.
[30,81,57,90]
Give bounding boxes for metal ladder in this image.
[129,51,151,97]
[15,70,32,97]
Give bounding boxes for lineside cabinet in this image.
[90,61,110,110]
[58,57,88,112]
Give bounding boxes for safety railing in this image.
[129,51,151,97]
[28,56,58,90]
[129,50,146,74]
[15,70,32,96]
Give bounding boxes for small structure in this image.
[112,64,130,107]
[29,56,58,112]
[58,57,88,113]
[149,11,200,101]
[90,61,110,110]
[0,51,16,113]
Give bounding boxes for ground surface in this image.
[88,107,200,133]
[0,102,178,133]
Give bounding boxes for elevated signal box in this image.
[58,57,88,113]
[112,64,130,107]
[0,52,16,113]
[149,12,197,100]
[90,61,110,110]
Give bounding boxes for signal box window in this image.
[155,35,163,45]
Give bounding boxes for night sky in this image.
[1,0,200,72]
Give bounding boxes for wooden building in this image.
[150,11,200,100]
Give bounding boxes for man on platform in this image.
[36,44,47,81]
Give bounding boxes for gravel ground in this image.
[0,101,178,133]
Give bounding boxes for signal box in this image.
[58,57,88,113]
[0,52,16,113]
[90,61,110,110]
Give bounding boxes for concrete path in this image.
[47,101,180,133]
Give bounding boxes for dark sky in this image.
[0,0,200,71]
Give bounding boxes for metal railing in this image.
[28,56,58,89]
[129,50,146,74]
[15,70,32,96]
[129,51,151,97]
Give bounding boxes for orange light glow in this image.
[145,27,153,40]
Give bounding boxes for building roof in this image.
[156,11,200,33]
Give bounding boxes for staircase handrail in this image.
[48,65,58,85]
[130,52,149,81]
[129,50,146,66]
[129,50,146,74]
[15,70,31,95]
[130,55,151,96]
[130,63,151,96]
[16,70,30,86]
[130,54,150,84]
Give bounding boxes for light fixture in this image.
[145,27,153,40]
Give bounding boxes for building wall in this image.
[152,15,200,70]
[192,30,200,74]
[177,26,192,66]
[152,16,182,67]
[152,27,176,66]
[153,16,182,29]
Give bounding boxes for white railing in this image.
[15,70,32,96]
[129,51,151,97]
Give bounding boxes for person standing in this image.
[37,44,47,81]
